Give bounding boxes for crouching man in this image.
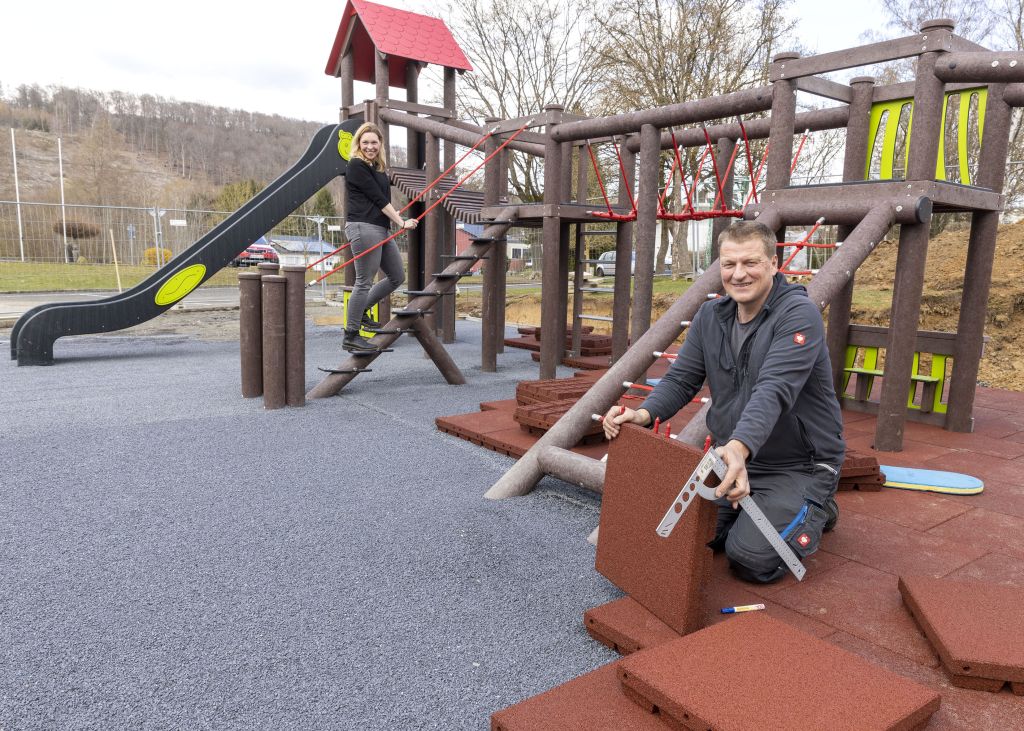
[603,221,843,583]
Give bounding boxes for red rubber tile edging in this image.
[899,575,1024,694]
[617,613,941,730]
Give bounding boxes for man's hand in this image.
[714,439,751,508]
[602,406,651,440]
[402,218,419,230]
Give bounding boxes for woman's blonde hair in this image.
[350,122,388,169]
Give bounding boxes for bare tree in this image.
[447,0,606,201]
[593,0,795,275]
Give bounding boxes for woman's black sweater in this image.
[345,157,391,228]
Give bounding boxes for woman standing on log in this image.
[343,122,417,352]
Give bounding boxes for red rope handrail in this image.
[305,125,499,273]
[307,121,533,287]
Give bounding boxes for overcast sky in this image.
[2,0,886,124]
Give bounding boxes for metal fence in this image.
[0,200,347,266]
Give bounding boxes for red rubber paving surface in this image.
[899,576,1024,693]
[819,511,988,578]
[480,398,519,412]
[827,631,1024,730]
[617,613,940,731]
[946,552,1024,587]
[836,489,971,532]
[595,424,716,635]
[583,596,680,655]
[770,561,942,667]
[489,661,667,731]
[451,379,1024,727]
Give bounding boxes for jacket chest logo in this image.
[793,332,806,345]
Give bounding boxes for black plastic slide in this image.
[12,119,362,365]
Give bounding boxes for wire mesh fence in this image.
[0,200,349,266]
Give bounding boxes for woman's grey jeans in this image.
[344,221,405,332]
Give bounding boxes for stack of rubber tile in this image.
[503,325,613,357]
[513,398,605,443]
[436,374,608,458]
[899,575,1024,695]
[515,377,597,405]
[492,614,941,730]
[838,449,885,491]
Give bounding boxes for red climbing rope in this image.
[587,136,637,222]
[307,121,533,287]
[305,126,500,273]
[779,217,831,275]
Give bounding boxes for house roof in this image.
[324,0,472,88]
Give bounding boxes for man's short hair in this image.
[718,221,776,260]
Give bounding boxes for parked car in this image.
[592,250,671,277]
[231,243,279,267]
[593,250,617,277]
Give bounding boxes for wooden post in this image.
[766,51,799,254]
[946,82,1013,431]
[424,131,441,336]
[828,76,876,395]
[261,275,287,410]
[239,272,262,398]
[441,67,458,344]
[875,20,951,451]
[631,124,660,342]
[482,118,502,372]
[539,104,565,379]
[612,140,636,361]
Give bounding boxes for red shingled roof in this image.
[324,0,472,89]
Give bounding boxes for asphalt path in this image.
[0,317,616,729]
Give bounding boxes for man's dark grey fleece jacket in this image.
[640,273,845,469]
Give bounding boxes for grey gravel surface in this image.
[0,319,620,730]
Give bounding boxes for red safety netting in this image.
[778,217,832,276]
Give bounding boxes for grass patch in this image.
[0,261,244,292]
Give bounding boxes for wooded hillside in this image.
[0,83,329,209]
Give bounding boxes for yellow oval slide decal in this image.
[155,264,206,306]
[338,129,353,160]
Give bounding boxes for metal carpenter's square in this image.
[655,448,806,581]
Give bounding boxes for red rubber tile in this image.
[503,335,542,352]
[835,489,971,532]
[820,510,988,577]
[595,424,717,635]
[770,561,940,667]
[937,480,1024,522]
[436,409,519,438]
[828,630,1024,730]
[529,351,611,370]
[490,661,667,731]
[570,440,608,461]
[899,575,1024,692]
[924,508,1024,561]
[515,378,594,405]
[843,433,955,465]
[972,386,1024,414]
[617,613,940,731]
[838,477,885,492]
[902,420,1024,459]
[946,552,1024,588]
[479,427,538,459]
[480,399,519,412]
[583,596,680,655]
[703,553,838,638]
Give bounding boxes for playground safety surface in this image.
[2,318,1024,729]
